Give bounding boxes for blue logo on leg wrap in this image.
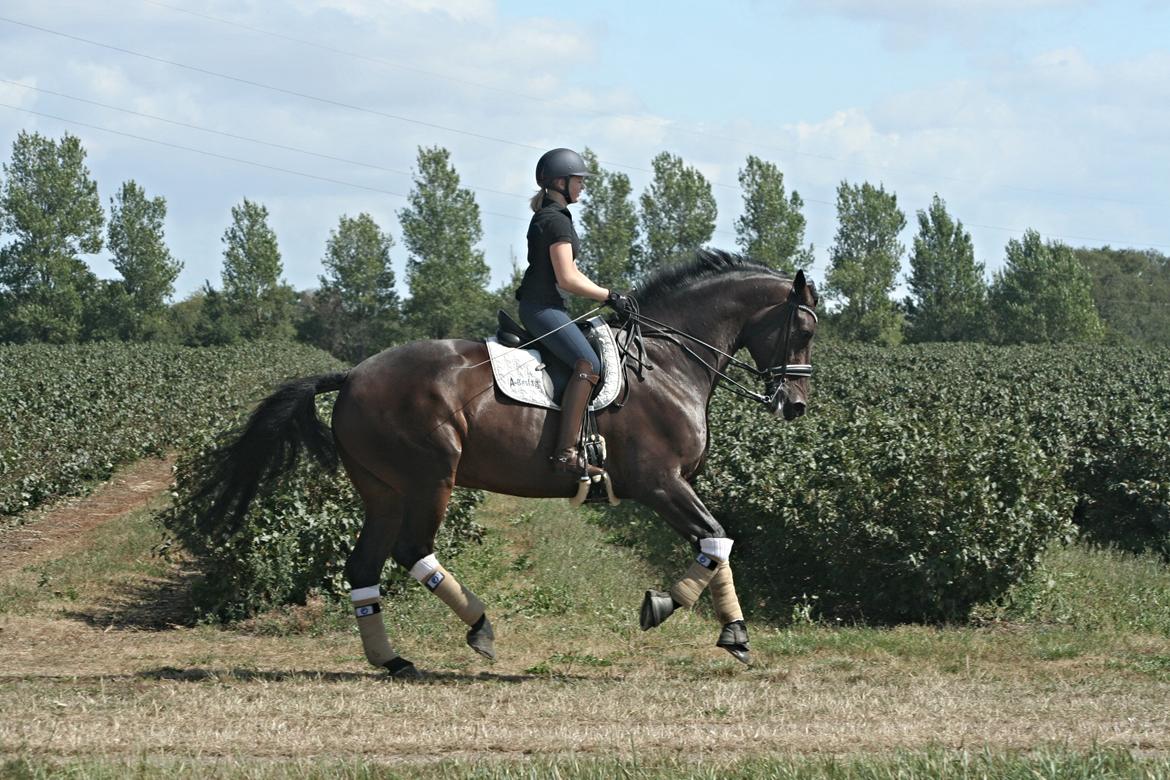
[354,603,380,618]
[696,553,717,570]
[425,571,445,591]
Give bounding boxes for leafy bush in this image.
[597,341,1169,623]
[813,342,1170,557]
[1068,404,1170,557]
[699,396,1073,622]
[0,342,343,516]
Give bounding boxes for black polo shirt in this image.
[515,196,580,307]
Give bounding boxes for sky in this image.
[1,0,1167,301]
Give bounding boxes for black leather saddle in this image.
[495,310,607,396]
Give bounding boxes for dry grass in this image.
[3,611,1170,763]
[2,471,1170,775]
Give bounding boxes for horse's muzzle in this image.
[781,399,806,421]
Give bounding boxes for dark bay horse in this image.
[197,250,818,677]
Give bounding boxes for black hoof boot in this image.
[467,614,496,661]
[640,590,677,631]
[384,656,423,680]
[716,619,751,666]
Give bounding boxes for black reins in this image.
[614,296,817,409]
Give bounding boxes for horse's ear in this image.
[791,270,806,298]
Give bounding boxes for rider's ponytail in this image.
[529,188,545,212]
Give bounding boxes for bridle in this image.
[616,295,817,410]
[758,298,817,410]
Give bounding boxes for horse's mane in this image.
[633,249,788,308]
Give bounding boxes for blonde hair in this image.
[529,188,546,212]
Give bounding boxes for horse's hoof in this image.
[716,620,751,666]
[384,656,423,680]
[640,590,676,631]
[467,614,496,661]
[721,644,752,666]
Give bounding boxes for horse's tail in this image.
[190,371,349,538]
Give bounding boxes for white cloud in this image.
[1,0,1165,299]
[789,0,1097,49]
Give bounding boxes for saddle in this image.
[487,310,623,412]
[486,310,623,507]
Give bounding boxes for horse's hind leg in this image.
[392,479,496,661]
[341,461,421,678]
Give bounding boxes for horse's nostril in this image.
[786,401,806,419]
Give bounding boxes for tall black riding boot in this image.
[552,358,602,477]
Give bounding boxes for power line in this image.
[0,101,748,243]
[0,11,1097,216]
[139,0,1145,210]
[0,78,530,202]
[0,102,531,222]
[963,222,1170,251]
[2,15,1164,251]
[0,16,549,153]
[0,13,721,193]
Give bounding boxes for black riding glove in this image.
[604,290,635,320]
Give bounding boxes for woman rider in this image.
[515,147,633,475]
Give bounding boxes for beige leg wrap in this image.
[708,562,744,624]
[669,555,720,608]
[352,596,399,668]
[421,565,486,626]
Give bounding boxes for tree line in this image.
[2,130,1167,363]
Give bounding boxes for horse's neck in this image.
[641,275,775,391]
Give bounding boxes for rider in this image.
[515,147,633,475]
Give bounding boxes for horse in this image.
[194,249,819,677]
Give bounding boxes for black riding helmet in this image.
[535,148,590,202]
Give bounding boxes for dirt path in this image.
[0,456,175,572]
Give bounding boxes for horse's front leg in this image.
[635,477,751,665]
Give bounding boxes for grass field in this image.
[2,459,1170,778]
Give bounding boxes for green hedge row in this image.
[604,343,1170,624]
[0,342,343,517]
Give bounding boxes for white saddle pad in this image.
[485,317,624,411]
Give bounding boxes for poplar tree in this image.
[824,180,907,345]
[735,155,813,274]
[399,146,492,339]
[1076,246,1170,346]
[106,180,182,340]
[220,198,294,340]
[989,230,1104,344]
[904,195,986,343]
[638,152,716,276]
[0,131,103,342]
[313,212,400,362]
[578,147,638,297]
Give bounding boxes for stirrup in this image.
[552,449,602,478]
